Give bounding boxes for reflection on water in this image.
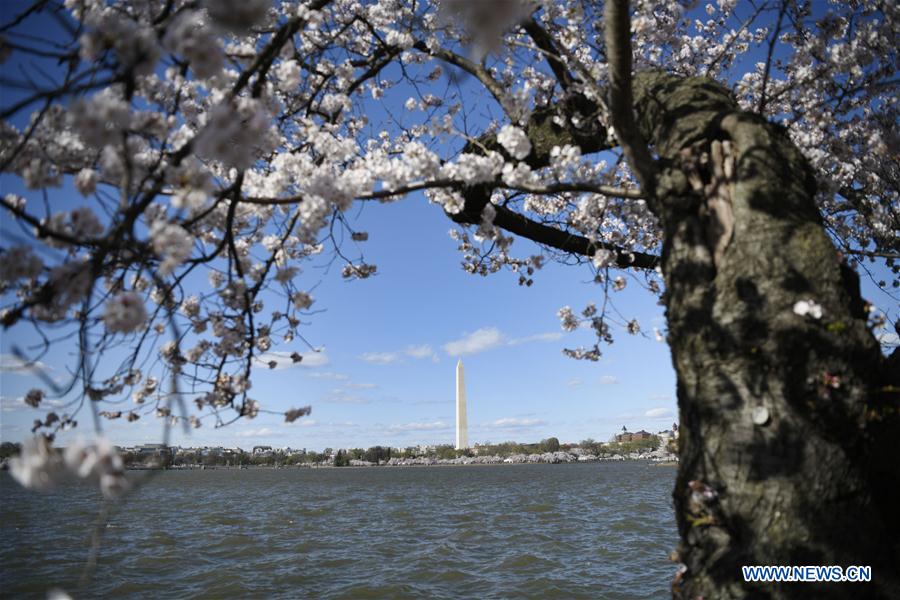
[1,462,677,599]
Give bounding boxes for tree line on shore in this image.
[1,436,669,469]
[151,436,667,467]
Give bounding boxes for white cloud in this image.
[345,382,377,390]
[0,353,52,376]
[364,327,563,364]
[360,344,436,365]
[405,344,434,359]
[256,350,329,370]
[323,389,370,404]
[599,375,619,385]
[359,351,400,364]
[1,395,25,412]
[411,398,449,405]
[387,420,451,432]
[443,327,564,357]
[444,327,504,356]
[645,407,673,418]
[566,378,583,388]
[485,417,547,429]
[1,394,66,412]
[236,427,274,438]
[305,371,350,381]
[509,332,563,345]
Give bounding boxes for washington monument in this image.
[455,358,469,450]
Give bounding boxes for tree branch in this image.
[603,0,657,194]
[242,178,643,206]
[521,18,578,92]
[412,41,507,108]
[449,186,658,269]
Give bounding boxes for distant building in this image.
[135,443,170,455]
[252,445,273,455]
[616,430,653,442]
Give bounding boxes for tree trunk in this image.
[634,72,900,598]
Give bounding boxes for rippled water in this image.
[1,462,677,599]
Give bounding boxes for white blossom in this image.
[208,270,226,288]
[558,306,579,332]
[74,169,98,196]
[68,90,131,149]
[0,246,42,286]
[150,222,193,275]
[43,207,103,245]
[592,249,616,269]
[385,29,414,49]
[793,299,823,320]
[501,162,535,187]
[195,98,272,169]
[181,295,201,317]
[204,0,270,31]
[163,11,223,80]
[79,9,160,74]
[167,158,212,211]
[9,436,65,491]
[103,292,147,333]
[497,125,532,160]
[64,437,129,498]
[292,291,314,309]
[274,59,302,91]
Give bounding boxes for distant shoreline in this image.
[131,455,679,471]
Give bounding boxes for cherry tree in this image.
[1,0,898,597]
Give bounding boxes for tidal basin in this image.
[1,462,677,599]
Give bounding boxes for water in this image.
[1,462,678,599]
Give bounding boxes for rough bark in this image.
[636,72,900,599]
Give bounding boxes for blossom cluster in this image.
[9,436,129,499]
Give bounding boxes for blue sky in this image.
[1,1,896,451]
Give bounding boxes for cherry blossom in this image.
[24,388,43,408]
[103,292,148,334]
[793,299,824,320]
[9,436,65,491]
[0,246,42,288]
[497,125,532,160]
